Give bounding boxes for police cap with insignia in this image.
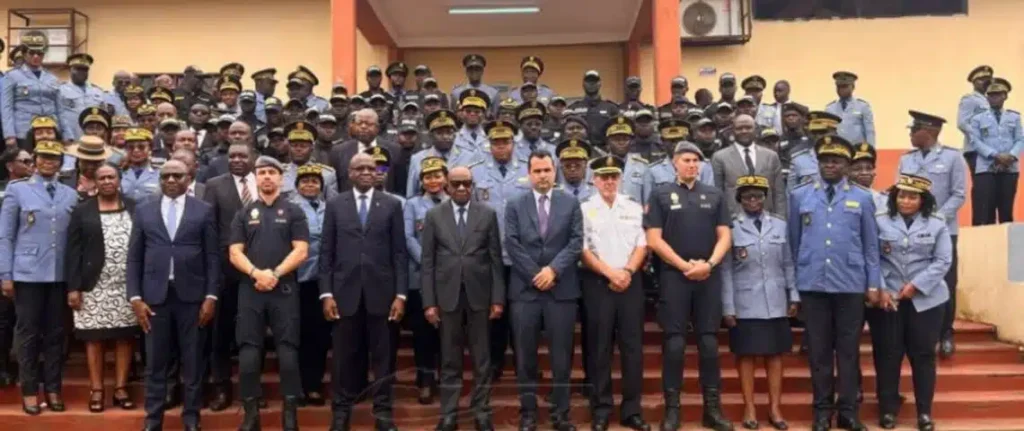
[626,76,642,88]
[720,73,736,85]
[584,70,601,81]
[894,173,932,194]
[484,120,518,140]
[908,110,947,129]
[694,117,715,129]
[288,66,320,87]
[401,101,420,112]
[671,76,688,88]
[659,118,690,141]
[563,115,588,131]
[685,108,705,122]
[366,145,392,166]
[34,140,64,157]
[147,86,175,104]
[330,93,349,103]
[251,68,278,83]
[715,101,734,113]
[967,65,993,83]
[220,62,245,79]
[137,104,158,116]
[420,156,447,177]
[807,110,842,133]
[111,115,134,129]
[265,97,283,111]
[604,115,635,138]
[556,138,592,161]
[21,31,48,51]
[30,115,58,130]
[295,163,324,186]
[414,64,431,76]
[368,93,388,105]
[520,56,544,74]
[458,89,490,110]
[284,98,306,110]
[590,155,625,176]
[159,118,183,131]
[851,142,876,164]
[673,141,704,160]
[267,127,285,140]
[239,90,256,102]
[832,71,858,85]
[462,54,486,69]
[423,92,442,104]
[760,128,780,141]
[398,118,419,134]
[254,155,284,174]
[332,82,348,96]
[782,102,809,117]
[634,108,655,121]
[499,98,520,112]
[317,114,337,125]
[217,76,242,93]
[549,96,567,106]
[741,75,766,91]
[425,109,459,132]
[348,95,366,106]
[422,77,438,89]
[987,77,1011,94]
[124,127,154,143]
[66,53,94,69]
[123,84,145,97]
[215,114,236,125]
[386,62,408,77]
[814,134,854,160]
[366,65,382,76]
[520,81,537,90]
[737,95,756,106]
[516,101,547,123]
[284,120,318,142]
[735,175,770,194]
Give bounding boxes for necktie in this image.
[904,216,914,229]
[743,147,755,174]
[841,99,848,110]
[572,187,579,197]
[538,195,549,238]
[471,130,478,141]
[431,197,441,204]
[45,183,55,199]
[457,206,467,238]
[826,185,836,203]
[167,199,178,239]
[133,168,143,179]
[754,218,762,232]
[358,194,369,227]
[309,199,319,210]
[995,110,1002,123]
[240,177,252,205]
[498,164,508,177]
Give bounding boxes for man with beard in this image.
[450,54,499,113]
[543,96,568,142]
[174,66,215,120]
[237,91,265,137]
[407,109,482,197]
[329,108,401,192]
[282,120,338,200]
[204,121,253,180]
[514,101,556,160]
[757,80,793,134]
[58,54,105,140]
[619,76,656,120]
[566,70,619,149]
[658,77,693,121]
[251,68,278,124]
[643,119,715,205]
[287,66,329,113]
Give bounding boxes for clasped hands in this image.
[680,259,712,281]
[251,268,278,291]
[866,283,917,311]
[532,266,557,291]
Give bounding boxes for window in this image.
[754,0,966,20]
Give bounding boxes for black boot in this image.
[701,387,735,431]
[238,398,261,431]
[283,396,300,431]
[660,391,681,431]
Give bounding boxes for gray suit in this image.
[420,201,505,419]
[711,144,787,217]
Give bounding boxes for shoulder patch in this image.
[851,183,872,192]
[465,159,486,169]
[791,148,812,157]
[629,154,649,164]
[7,178,27,185]
[1007,109,1020,116]
[932,213,946,221]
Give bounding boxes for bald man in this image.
[103,71,132,116]
[329,108,402,192]
[711,114,787,216]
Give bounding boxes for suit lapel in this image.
[152,201,172,241]
[525,192,541,239]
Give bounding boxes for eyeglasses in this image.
[160,173,186,180]
[26,50,45,57]
[15,159,33,165]
[450,180,473,189]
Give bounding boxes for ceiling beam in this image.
[629,0,653,43]
[357,0,395,46]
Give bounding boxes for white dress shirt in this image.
[452,200,470,225]
[581,193,646,268]
[233,173,257,202]
[735,142,758,169]
[357,139,379,153]
[187,180,198,197]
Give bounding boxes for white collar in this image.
[451,200,470,212]
[533,189,551,202]
[161,194,185,205]
[353,187,375,200]
[233,172,254,182]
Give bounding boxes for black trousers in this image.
[209,278,240,387]
[0,294,15,373]
[14,282,66,396]
[299,280,332,394]
[438,289,493,420]
[583,270,645,420]
[331,298,397,418]
[942,236,959,339]
[963,151,977,176]
[971,172,1018,226]
[144,285,207,429]
[489,266,513,379]
[236,282,302,400]
[401,289,439,387]
[869,299,944,416]
[510,297,577,418]
[802,291,865,420]
[659,270,723,398]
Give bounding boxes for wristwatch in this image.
[272,269,282,279]
[624,267,635,275]
[707,260,718,270]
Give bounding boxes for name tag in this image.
[670,204,682,210]
[274,218,288,224]
[845,200,860,209]
[248,220,261,225]
[700,203,712,209]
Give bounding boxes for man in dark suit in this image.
[171,149,207,199]
[320,152,409,431]
[421,166,505,431]
[127,160,220,431]
[201,142,257,410]
[711,114,786,217]
[504,150,584,431]
[329,108,401,192]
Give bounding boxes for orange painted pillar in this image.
[331,0,357,92]
[652,0,681,106]
[624,41,641,79]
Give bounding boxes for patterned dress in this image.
[73,209,139,340]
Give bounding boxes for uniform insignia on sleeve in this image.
[735,247,748,260]
[802,213,812,225]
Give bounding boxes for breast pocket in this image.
[911,235,936,254]
[14,84,31,101]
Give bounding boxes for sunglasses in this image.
[15,158,33,165]
[27,50,45,57]
[160,173,186,180]
[450,180,473,189]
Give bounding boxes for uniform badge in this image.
[278,209,284,216]
[26,212,35,226]
[882,241,891,255]
[478,188,490,201]
[700,194,706,200]
[250,208,260,219]
[670,192,679,204]
[735,247,748,260]
[802,213,812,225]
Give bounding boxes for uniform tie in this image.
[498,163,508,177]
[754,218,762,232]
[133,168,143,179]
[358,194,369,227]
[538,195,549,238]
[903,216,914,229]
[572,186,579,197]
[743,147,755,174]
[841,99,848,110]
[826,185,836,203]
[994,109,1002,123]
[46,183,56,199]
[470,130,478,141]
[239,177,253,205]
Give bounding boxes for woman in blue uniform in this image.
[721,175,799,430]
[402,156,448,403]
[872,174,952,431]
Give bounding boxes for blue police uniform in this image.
[786,148,820,192]
[121,166,161,203]
[471,154,531,265]
[405,147,482,198]
[722,212,798,320]
[618,154,648,203]
[509,84,556,104]
[102,91,129,117]
[58,82,106,140]
[896,145,967,235]
[454,125,490,154]
[957,92,989,158]
[254,92,268,124]
[968,108,1024,174]
[641,159,714,206]
[449,83,499,111]
[870,189,888,211]
[304,94,329,113]
[400,193,445,389]
[558,179,594,201]
[513,135,557,162]
[2,65,62,140]
[292,195,325,283]
[283,162,338,201]
[403,194,448,294]
[825,98,876,147]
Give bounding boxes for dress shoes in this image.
[474,416,494,431]
[208,386,232,411]
[879,413,898,429]
[917,414,935,431]
[436,415,458,431]
[836,416,867,431]
[519,415,538,431]
[375,419,399,431]
[590,417,609,431]
[620,415,651,431]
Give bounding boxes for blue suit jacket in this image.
[504,188,583,302]
[126,196,221,305]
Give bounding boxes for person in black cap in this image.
[392,118,423,196]
[174,66,216,121]
[509,56,555,103]
[776,102,811,181]
[958,65,993,174]
[413,64,432,92]
[386,61,412,104]
[237,90,265,137]
[314,114,343,164]
[358,65,391,102]
[566,70,620,149]
[825,71,876,147]
[631,108,662,162]
[515,101,555,160]
[718,73,738,105]
[543,96,568,142]
[449,54,499,113]
[657,76,692,121]
[455,89,492,153]
[968,77,1020,226]
[287,66,329,113]
[620,76,655,118]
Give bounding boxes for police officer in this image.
[825,72,876,147]
[871,174,951,431]
[454,89,491,154]
[101,70,131,117]
[3,33,62,150]
[290,163,331,407]
[251,68,278,124]
[121,128,161,202]
[566,70,620,149]
[359,65,389,102]
[787,111,842,191]
[643,122,715,206]
[509,56,555,104]
[718,73,738,106]
[387,61,416,109]
[958,65,992,174]
[173,66,215,121]
[238,91,265,136]
[366,145,406,205]
[777,102,811,180]
[450,54,499,112]
[402,156,448,404]
[897,111,967,357]
[544,96,568,142]
[314,114,343,164]
[579,155,651,431]
[229,155,309,431]
[788,135,879,431]
[215,77,243,117]
[645,141,734,431]
[497,97,519,124]
[556,138,594,200]
[756,81,792,134]
[282,120,339,200]
[967,77,1022,226]
[0,139,78,414]
[602,115,647,202]
[287,66,329,113]
[58,53,105,140]
[849,143,888,209]
[657,77,693,121]
[630,109,662,162]
[740,75,767,106]
[692,117,725,161]
[407,109,482,197]
[620,76,656,119]
[514,101,556,161]
[149,86,176,107]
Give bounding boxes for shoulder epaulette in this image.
[826,99,838,106]
[1007,109,1019,116]
[852,183,872,192]
[465,159,486,169]
[856,98,868,103]
[7,178,27,185]
[791,148,812,158]
[628,154,649,164]
[932,213,946,221]
[767,212,785,221]
[315,163,335,172]
[904,148,920,154]
[875,209,888,217]
[793,180,815,190]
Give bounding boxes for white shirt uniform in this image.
[580,193,646,268]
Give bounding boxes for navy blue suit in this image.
[127,195,220,429]
[503,188,583,419]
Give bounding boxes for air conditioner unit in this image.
[679,0,751,46]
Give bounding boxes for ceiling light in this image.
[448,6,540,15]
